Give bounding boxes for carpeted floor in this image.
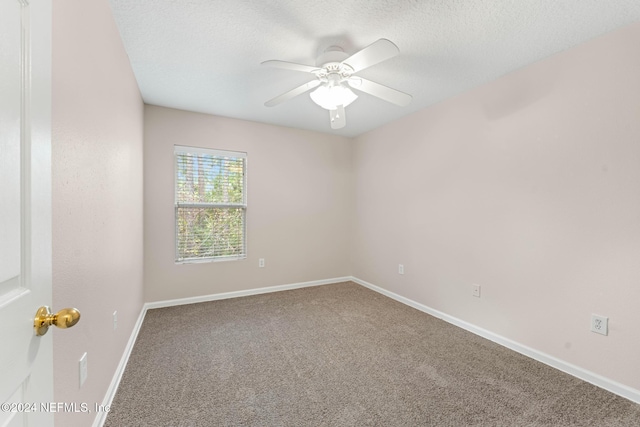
[104,282,640,426]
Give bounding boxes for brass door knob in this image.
[34,306,81,336]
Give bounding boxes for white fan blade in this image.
[265,80,321,107]
[341,39,399,73]
[330,105,346,129]
[347,77,412,107]
[261,60,321,74]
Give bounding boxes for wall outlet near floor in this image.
[259,258,265,268]
[472,284,481,298]
[398,264,404,275]
[113,310,118,331]
[79,352,88,387]
[591,314,608,336]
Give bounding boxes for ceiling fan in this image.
[262,39,412,129]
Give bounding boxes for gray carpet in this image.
[105,282,640,426]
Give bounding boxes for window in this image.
[174,145,247,262]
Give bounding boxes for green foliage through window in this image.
[175,147,246,261]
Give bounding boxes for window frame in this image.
[174,145,247,264]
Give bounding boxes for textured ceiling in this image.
[109,0,640,137]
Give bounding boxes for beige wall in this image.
[353,22,640,392]
[52,0,144,425]
[144,106,353,302]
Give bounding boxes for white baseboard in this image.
[350,276,640,405]
[92,305,148,427]
[145,276,351,309]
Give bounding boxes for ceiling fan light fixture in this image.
[263,38,411,129]
[309,83,358,110]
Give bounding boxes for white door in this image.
[1,0,54,426]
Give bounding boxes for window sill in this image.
[175,255,247,265]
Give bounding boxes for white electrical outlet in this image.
[79,352,88,387]
[113,311,118,331]
[259,258,265,268]
[591,314,608,336]
[398,264,404,275]
[472,284,481,298]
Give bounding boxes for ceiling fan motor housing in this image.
[316,46,349,66]
[315,46,354,82]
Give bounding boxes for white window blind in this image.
[174,145,247,262]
